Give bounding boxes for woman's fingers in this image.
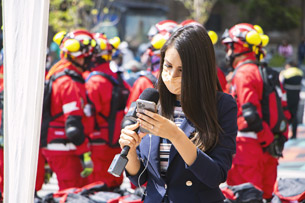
[136,113,157,126]
[119,133,138,149]
[121,133,137,144]
[119,122,142,149]
[124,121,140,131]
[122,128,140,143]
[138,132,148,139]
[137,118,158,134]
[142,110,160,120]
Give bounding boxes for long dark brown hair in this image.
[157,24,222,152]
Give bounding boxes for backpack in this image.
[86,71,130,147]
[222,182,264,203]
[259,64,288,134]
[232,61,288,135]
[40,69,84,148]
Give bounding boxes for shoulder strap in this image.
[51,69,84,83]
[259,65,278,90]
[231,60,257,80]
[86,71,119,86]
[49,69,84,119]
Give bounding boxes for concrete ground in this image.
[278,124,305,178]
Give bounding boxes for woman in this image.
[119,24,237,203]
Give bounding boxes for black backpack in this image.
[232,61,288,135]
[40,69,84,148]
[86,71,130,147]
[259,64,288,134]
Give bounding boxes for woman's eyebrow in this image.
[164,59,172,65]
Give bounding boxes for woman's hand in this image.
[136,110,184,142]
[119,122,146,151]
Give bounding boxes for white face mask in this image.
[162,68,182,95]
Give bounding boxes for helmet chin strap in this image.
[232,50,253,59]
[227,43,253,68]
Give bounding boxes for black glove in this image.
[265,134,287,158]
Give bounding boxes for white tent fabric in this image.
[3,0,50,202]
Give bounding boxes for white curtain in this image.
[3,0,50,202]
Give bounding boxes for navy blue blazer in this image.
[126,92,237,203]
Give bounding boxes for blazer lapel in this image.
[168,118,195,164]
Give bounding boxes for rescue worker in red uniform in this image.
[85,33,130,189]
[126,20,178,109]
[222,23,289,201]
[42,30,95,190]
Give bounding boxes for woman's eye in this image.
[164,63,172,68]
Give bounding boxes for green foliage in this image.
[268,53,286,67]
[178,0,217,24]
[49,0,94,32]
[225,0,301,31]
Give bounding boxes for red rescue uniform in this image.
[42,59,93,190]
[85,62,130,188]
[226,56,279,199]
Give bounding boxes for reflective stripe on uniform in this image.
[281,92,287,102]
[237,131,257,139]
[62,101,79,114]
[283,84,302,91]
[54,131,65,136]
[47,143,76,151]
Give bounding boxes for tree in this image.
[179,0,217,24]
[49,0,94,32]
[225,0,301,31]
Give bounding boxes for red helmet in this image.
[221,23,263,54]
[179,19,202,27]
[147,20,178,39]
[93,33,112,61]
[60,30,96,59]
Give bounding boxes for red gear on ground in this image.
[42,58,93,190]
[85,62,130,188]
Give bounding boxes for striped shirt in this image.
[160,101,185,177]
